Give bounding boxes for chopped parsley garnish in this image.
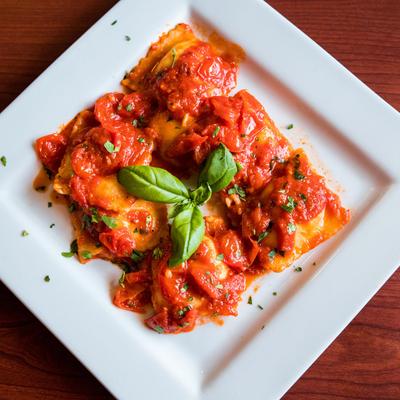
[125,35,131,41]
[171,47,177,67]
[1,156,7,167]
[138,137,145,143]
[118,271,126,288]
[212,125,220,138]
[125,103,133,112]
[153,325,164,334]
[177,305,191,317]
[257,230,269,243]
[131,119,138,127]
[272,291,277,296]
[248,296,253,305]
[287,222,296,234]
[299,193,307,201]
[131,249,144,263]
[90,208,100,223]
[21,230,29,237]
[101,215,117,229]
[111,20,117,25]
[50,223,55,228]
[257,304,264,310]
[81,250,92,259]
[215,283,223,289]
[152,247,163,260]
[69,202,77,213]
[104,141,120,153]
[180,283,189,293]
[44,275,50,282]
[227,184,246,200]
[281,196,297,213]
[268,249,276,259]
[47,202,52,208]
[146,215,152,227]
[287,124,294,129]
[235,162,243,171]
[294,266,303,272]
[294,169,305,180]
[216,253,224,261]
[62,239,78,257]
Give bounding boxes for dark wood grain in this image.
[1,1,399,399]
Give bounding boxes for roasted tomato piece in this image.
[212,273,246,316]
[154,42,237,119]
[145,307,197,334]
[166,132,208,158]
[241,205,271,239]
[275,216,296,252]
[99,227,136,258]
[117,92,154,120]
[217,230,248,271]
[35,132,68,172]
[113,270,151,313]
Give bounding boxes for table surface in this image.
[1,1,399,399]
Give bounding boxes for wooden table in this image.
[1,1,399,399]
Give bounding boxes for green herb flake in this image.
[125,35,131,41]
[257,230,269,243]
[257,304,264,310]
[101,215,117,229]
[152,247,163,260]
[131,119,138,127]
[216,253,224,261]
[62,240,78,258]
[118,271,126,288]
[281,196,297,213]
[69,203,77,213]
[227,184,246,200]
[47,202,52,208]
[268,249,276,260]
[235,162,243,172]
[21,230,29,237]
[111,20,117,25]
[272,291,277,296]
[131,249,144,263]
[287,124,294,130]
[35,186,46,192]
[299,193,307,201]
[180,283,189,293]
[1,156,7,167]
[287,222,296,234]
[44,275,50,282]
[294,170,305,180]
[212,125,220,138]
[50,223,55,228]
[125,103,133,112]
[138,137,145,143]
[215,283,223,289]
[81,250,92,260]
[153,325,164,334]
[248,296,253,305]
[104,141,119,153]
[294,266,303,272]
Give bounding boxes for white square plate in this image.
[1,1,399,399]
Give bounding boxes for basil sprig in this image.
[169,205,205,266]
[198,144,237,192]
[118,165,189,203]
[118,145,238,266]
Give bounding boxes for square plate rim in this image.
[0,1,399,399]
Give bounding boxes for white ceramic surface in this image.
[0,1,399,399]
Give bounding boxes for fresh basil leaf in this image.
[168,199,192,219]
[198,144,237,192]
[101,215,117,229]
[190,182,212,206]
[118,166,190,203]
[169,205,205,266]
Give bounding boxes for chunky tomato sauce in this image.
[35,24,349,334]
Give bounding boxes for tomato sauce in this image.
[34,24,349,334]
